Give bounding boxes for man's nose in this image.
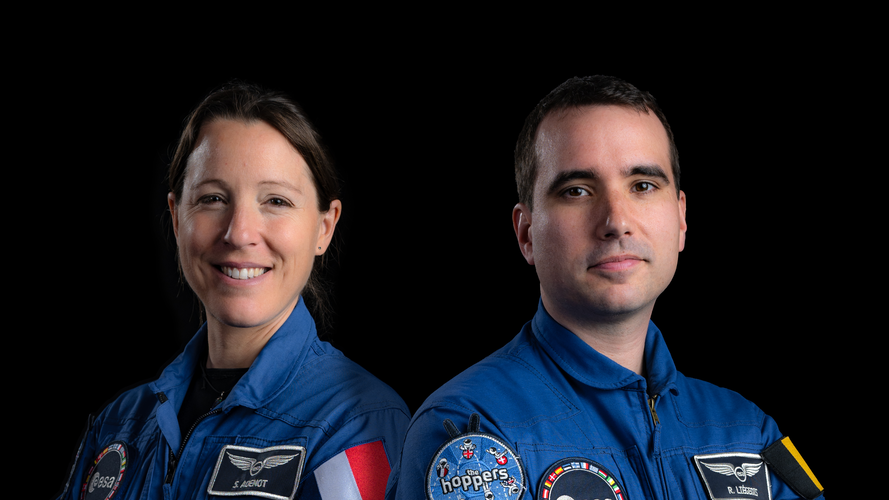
[595,190,633,240]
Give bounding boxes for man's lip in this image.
[590,255,644,270]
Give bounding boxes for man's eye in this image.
[633,182,655,193]
[564,187,589,197]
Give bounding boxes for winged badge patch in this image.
[227,451,299,477]
[702,461,763,482]
[208,444,306,500]
[693,452,772,500]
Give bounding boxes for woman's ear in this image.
[315,199,341,255]
[168,192,179,242]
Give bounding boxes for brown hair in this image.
[169,81,341,327]
[515,75,680,210]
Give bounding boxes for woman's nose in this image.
[223,204,260,248]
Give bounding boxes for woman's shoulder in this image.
[272,338,409,422]
[85,381,164,453]
[94,381,160,422]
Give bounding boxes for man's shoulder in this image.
[674,371,768,424]
[414,328,576,426]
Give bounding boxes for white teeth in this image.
[221,266,267,280]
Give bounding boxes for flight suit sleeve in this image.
[386,405,517,500]
[760,413,825,499]
[299,406,411,500]
[57,415,98,500]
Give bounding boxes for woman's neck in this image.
[204,306,293,369]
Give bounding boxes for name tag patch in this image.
[693,452,772,500]
[537,458,626,500]
[81,441,128,500]
[208,444,306,500]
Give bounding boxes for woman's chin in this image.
[205,300,297,332]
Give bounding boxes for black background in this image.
[19,28,864,499]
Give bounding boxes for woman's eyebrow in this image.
[259,180,303,193]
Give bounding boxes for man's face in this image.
[513,105,687,327]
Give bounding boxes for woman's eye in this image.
[200,195,224,204]
[267,197,291,207]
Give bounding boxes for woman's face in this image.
[169,119,340,331]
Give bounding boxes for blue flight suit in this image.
[59,298,409,500]
[387,300,822,499]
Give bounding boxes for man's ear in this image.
[168,193,179,242]
[512,203,534,265]
[678,190,687,252]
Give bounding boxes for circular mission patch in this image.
[426,432,525,499]
[537,458,626,500]
[81,441,128,500]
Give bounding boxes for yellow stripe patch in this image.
[781,437,823,491]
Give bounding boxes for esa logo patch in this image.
[537,458,626,500]
[426,414,525,499]
[81,441,128,500]
[693,452,772,500]
[207,444,306,500]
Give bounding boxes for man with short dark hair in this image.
[386,76,824,500]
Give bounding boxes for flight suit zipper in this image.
[648,394,660,426]
[163,394,224,485]
[648,394,670,499]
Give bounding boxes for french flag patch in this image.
[314,440,390,500]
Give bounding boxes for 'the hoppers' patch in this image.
[426,432,525,499]
[81,441,128,500]
[693,452,772,500]
[537,458,626,500]
[426,413,525,500]
[207,444,306,500]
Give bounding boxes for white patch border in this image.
[207,444,306,500]
[693,451,773,500]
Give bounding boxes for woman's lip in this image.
[214,264,272,281]
[214,261,270,269]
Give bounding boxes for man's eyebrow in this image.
[625,164,671,185]
[546,169,598,196]
[545,164,671,196]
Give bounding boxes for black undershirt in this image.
[176,361,248,438]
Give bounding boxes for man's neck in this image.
[542,296,652,376]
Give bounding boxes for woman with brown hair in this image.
[58,82,409,500]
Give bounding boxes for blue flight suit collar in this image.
[530,298,679,397]
[148,297,316,454]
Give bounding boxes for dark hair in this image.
[169,81,341,327]
[515,75,680,210]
